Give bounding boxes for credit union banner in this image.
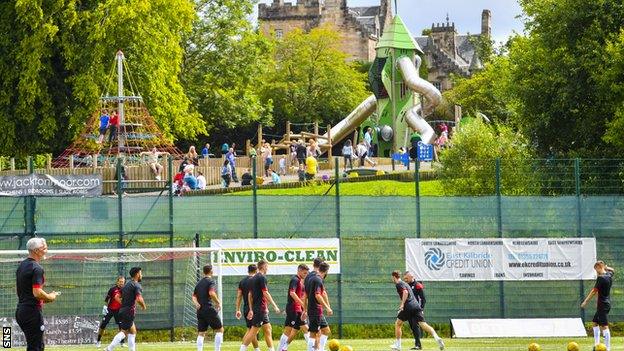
[405,238,596,281]
[211,239,340,276]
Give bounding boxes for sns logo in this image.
[424,248,446,270]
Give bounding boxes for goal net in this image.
[0,246,222,346]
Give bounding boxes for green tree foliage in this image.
[600,30,624,150]
[439,118,537,195]
[181,0,273,135]
[0,0,203,156]
[262,26,369,128]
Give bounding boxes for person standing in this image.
[192,264,224,351]
[98,110,110,144]
[341,140,354,171]
[236,265,260,351]
[106,267,146,351]
[364,127,373,157]
[96,276,125,348]
[108,111,119,144]
[221,160,232,188]
[201,143,210,159]
[403,272,426,350]
[277,264,310,351]
[226,147,239,182]
[303,261,333,351]
[390,271,444,351]
[240,260,281,351]
[581,261,615,351]
[261,143,273,177]
[15,237,59,351]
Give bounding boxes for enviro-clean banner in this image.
[0,174,102,197]
[405,238,596,281]
[211,239,340,276]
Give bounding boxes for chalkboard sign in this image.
[0,315,99,346]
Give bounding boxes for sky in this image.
[255,0,526,44]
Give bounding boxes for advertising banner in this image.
[211,238,340,276]
[0,174,103,197]
[1,315,99,346]
[405,238,596,281]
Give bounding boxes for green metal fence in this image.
[1,158,623,336]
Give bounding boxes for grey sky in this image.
[255,0,526,44]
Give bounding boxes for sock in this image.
[108,331,125,349]
[97,334,102,342]
[215,332,223,351]
[603,329,611,350]
[593,326,601,345]
[307,338,316,351]
[240,345,248,351]
[304,332,310,343]
[430,329,440,341]
[127,333,136,351]
[197,335,204,351]
[320,334,328,350]
[395,338,401,348]
[277,334,288,351]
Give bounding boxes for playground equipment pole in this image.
[117,51,125,152]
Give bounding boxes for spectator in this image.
[307,138,321,159]
[201,143,210,159]
[364,127,373,157]
[290,143,298,167]
[196,171,206,190]
[278,157,286,176]
[439,122,448,134]
[179,156,190,173]
[226,147,239,182]
[140,147,168,180]
[97,110,110,144]
[356,140,376,167]
[187,146,199,165]
[270,169,281,184]
[183,165,198,190]
[261,142,273,177]
[342,140,354,171]
[241,168,253,186]
[173,171,185,195]
[221,159,232,188]
[305,156,317,180]
[108,111,119,144]
[221,143,229,156]
[295,139,307,166]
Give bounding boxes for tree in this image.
[262,26,369,128]
[439,118,537,195]
[181,0,273,137]
[0,0,204,156]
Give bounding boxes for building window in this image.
[275,29,283,39]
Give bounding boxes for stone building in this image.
[258,0,392,62]
[415,10,491,91]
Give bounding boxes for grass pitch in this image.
[10,337,623,350]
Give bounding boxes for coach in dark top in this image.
[192,264,223,351]
[404,271,426,349]
[581,260,615,351]
[15,237,59,351]
[105,267,146,351]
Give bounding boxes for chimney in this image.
[481,9,491,38]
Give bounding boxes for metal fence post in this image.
[168,155,175,342]
[415,159,421,238]
[575,158,585,321]
[23,157,36,246]
[116,157,123,249]
[335,157,343,338]
[495,158,505,318]
[252,156,258,239]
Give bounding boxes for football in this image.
[595,343,607,351]
[328,339,341,351]
[566,341,579,351]
[528,342,541,351]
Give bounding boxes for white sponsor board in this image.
[451,318,587,338]
[211,239,340,276]
[405,238,596,281]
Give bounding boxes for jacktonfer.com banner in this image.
[211,239,340,276]
[0,174,103,197]
[405,238,596,281]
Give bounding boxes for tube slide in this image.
[317,94,377,146]
[398,56,442,144]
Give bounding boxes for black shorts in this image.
[117,309,135,330]
[297,157,306,165]
[308,315,328,333]
[100,309,121,329]
[16,305,44,351]
[251,310,270,328]
[284,310,306,330]
[397,308,425,323]
[197,307,222,332]
[593,306,610,326]
[243,309,253,328]
[99,127,108,136]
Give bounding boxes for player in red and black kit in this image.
[96,276,125,348]
[391,271,444,351]
[240,260,280,351]
[581,261,615,351]
[303,261,332,351]
[404,271,426,350]
[106,267,146,351]
[15,237,59,351]
[192,264,224,351]
[277,264,310,351]
[236,264,260,351]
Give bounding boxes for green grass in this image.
[230,180,444,196]
[10,337,622,350]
